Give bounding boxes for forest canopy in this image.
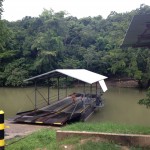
[0,4,150,87]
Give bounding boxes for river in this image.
[0,86,149,126]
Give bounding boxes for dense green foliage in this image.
[138,87,150,108]
[0,0,3,18]
[0,4,150,87]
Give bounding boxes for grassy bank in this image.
[63,122,150,135]
[6,122,150,150]
[6,129,128,150]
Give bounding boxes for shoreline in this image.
[0,78,139,89]
[106,79,138,88]
[5,120,60,140]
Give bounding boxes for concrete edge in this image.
[56,130,150,147]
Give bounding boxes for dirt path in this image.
[5,120,60,140]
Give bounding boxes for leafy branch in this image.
[138,87,150,108]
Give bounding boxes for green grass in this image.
[76,141,150,150]
[76,141,121,150]
[5,122,150,150]
[6,129,59,150]
[7,129,118,150]
[5,131,128,150]
[6,129,81,150]
[63,122,150,135]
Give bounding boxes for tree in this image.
[0,0,3,19]
[1,5,150,87]
[3,58,29,86]
[0,22,11,51]
[31,30,63,73]
[138,87,150,108]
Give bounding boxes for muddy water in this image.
[0,86,149,126]
[88,87,149,126]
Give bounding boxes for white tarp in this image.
[99,80,108,92]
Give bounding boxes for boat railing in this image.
[33,91,67,109]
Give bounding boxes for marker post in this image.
[0,110,4,150]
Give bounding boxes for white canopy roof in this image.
[24,69,108,92]
[57,69,107,84]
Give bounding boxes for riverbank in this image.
[106,78,138,88]
[5,120,60,140]
[5,122,150,150]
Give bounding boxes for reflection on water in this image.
[0,86,149,126]
[88,87,149,126]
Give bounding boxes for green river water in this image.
[0,86,149,126]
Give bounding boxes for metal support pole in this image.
[34,81,37,110]
[83,83,85,94]
[90,84,92,97]
[77,80,79,93]
[96,82,98,96]
[58,77,60,101]
[65,76,67,97]
[48,78,50,105]
[0,110,4,150]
